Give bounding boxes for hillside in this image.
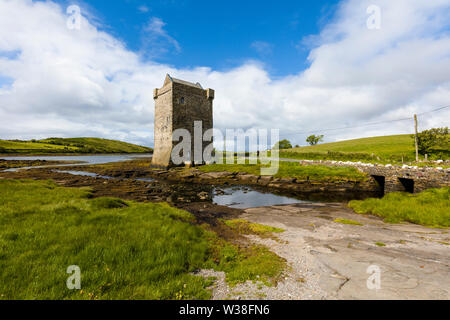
[281,135,448,162]
[0,138,152,154]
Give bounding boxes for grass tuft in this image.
[334,218,363,226]
[222,219,285,238]
[349,187,450,228]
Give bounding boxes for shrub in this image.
[413,127,449,156]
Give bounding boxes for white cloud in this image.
[0,0,449,148]
[251,41,273,56]
[138,5,149,13]
[142,17,181,56]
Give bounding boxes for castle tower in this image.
[151,74,214,168]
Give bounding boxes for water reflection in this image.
[213,187,310,209]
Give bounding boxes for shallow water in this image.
[54,169,307,209]
[212,187,309,209]
[1,154,152,172]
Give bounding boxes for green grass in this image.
[0,137,152,154]
[375,242,386,247]
[334,218,363,226]
[206,240,285,287]
[0,140,76,151]
[198,161,366,181]
[349,187,450,228]
[280,134,448,162]
[0,179,284,299]
[222,219,285,238]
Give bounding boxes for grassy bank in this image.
[281,134,449,163]
[0,137,152,154]
[198,161,367,182]
[0,180,284,300]
[349,187,450,228]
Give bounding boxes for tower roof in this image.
[164,74,203,89]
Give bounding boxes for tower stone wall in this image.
[151,74,214,168]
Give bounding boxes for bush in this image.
[274,139,292,150]
[413,127,449,156]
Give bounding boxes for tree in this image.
[274,139,293,150]
[413,127,449,155]
[306,135,324,146]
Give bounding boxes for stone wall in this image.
[291,159,450,194]
[151,82,173,168]
[151,75,214,168]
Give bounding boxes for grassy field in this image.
[0,137,152,154]
[280,134,449,162]
[0,180,284,300]
[198,161,367,181]
[349,187,450,228]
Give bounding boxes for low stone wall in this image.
[291,160,449,194]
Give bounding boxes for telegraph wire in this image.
[282,105,450,137]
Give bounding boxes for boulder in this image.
[258,176,273,186]
[201,171,234,179]
[238,174,260,183]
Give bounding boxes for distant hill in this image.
[0,137,153,154]
[282,134,448,162]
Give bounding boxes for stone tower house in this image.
[151,74,214,168]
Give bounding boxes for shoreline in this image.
[0,153,153,157]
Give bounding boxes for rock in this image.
[258,176,273,186]
[197,192,209,200]
[179,172,196,179]
[279,178,295,183]
[202,171,233,179]
[238,174,259,183]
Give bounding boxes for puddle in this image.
[213,187,311,209]
[54,170,114,180]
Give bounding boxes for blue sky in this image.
[55,0,340,77]
[0,0,449,147]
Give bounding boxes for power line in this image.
[282,105,450,137]
[284,117,412,136]
[417,105,450,116]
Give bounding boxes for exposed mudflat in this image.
[0,159,82,169]
[206,203,449,300]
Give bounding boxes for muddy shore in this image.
[50,158,381,201]
[0,159,84,169]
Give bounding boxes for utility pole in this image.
[414,114,419,162]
